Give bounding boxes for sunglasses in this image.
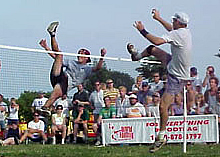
[34,115,39,117]
[153,76,159,77]
[107,82,113,84]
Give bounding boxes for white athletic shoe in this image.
[95,140,101,146]
[149,138,167,153]
[47,21,59,35]
[61,139,65,145]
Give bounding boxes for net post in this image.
[183,85,187,153]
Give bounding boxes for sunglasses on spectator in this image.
[107,82,113,84]
[34,114,39,117]
[153,75,159,77]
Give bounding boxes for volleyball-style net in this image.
[0,45,160,99]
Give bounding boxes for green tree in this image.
[136,56,167,82]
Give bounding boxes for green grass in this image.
[0,143,220,157]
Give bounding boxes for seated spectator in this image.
[126,94,146,118]
[195,93,209,115]
[171,93,184,116]
[144,96,153,113]
[51,105,66,145]
[132,76,143,94]
[115,86,130,118]
[149,72,163,93]
[0,122,20,146]
[146,92,160,117]
[72,104,89,144]
[137,81,153,105]
[0,94,8,137]
[19,112,47,143]
[204,76,219,113]
[8,98,19,126]
[93,96,116,146]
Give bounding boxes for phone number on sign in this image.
[150,133,202,140]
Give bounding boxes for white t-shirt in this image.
[52,113,66,125]
[28,120,45,136]
[126,102,146,117]
[146,104,160,118]
[32,97,48,110]
[162,28,192,79]
[0,101,8,121]
[8,106,19,120]
[115,95,131,118]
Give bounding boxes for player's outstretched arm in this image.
[152,9,173,31]
[39,39,56,59]
[133,21,166,46]
[92,48,106,72]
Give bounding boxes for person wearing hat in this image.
[137,81,153,105]
[127,9,192,152]
[72,104,89,144]
[51,105,67,145]
[39,21,107,113]
[146,92,161,117]
[126,94,146,118]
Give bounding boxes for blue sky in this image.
[0,0,220,97]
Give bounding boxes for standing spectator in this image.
[212,87,220,124]
[72,104,89,144]
[170,93,183,116]
[72,84,90,110]
[31,92,48,129]
[115,86,130,118]
[137,81,153,105]
[202,66,216,90]
[132,76,143,94]
[190,67,202,91]
[195,93,209,115]
[19,112,47,143]
[89,81,105,122]
[7,98,19,125]
[104,79,119,106]
[126,94,146,118]
[146,92,160,117]
[93,96,116,146]
[51,105,67,145]
[204,77,219,113]
[186,81,196,115]
[0,94,8,135]
[149,72,163,93]
[0,122,20,146]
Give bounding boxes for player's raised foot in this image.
[127,43,139,61]
[47,21,59,36]
[39,106,51,116]
[149,138,167,153]
[214,53,220,58]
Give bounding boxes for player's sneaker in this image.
[0,139,3,146]
[47,21,59,36]
[149,138,167,153]
[95,140,101,146]
[214,53,220,58]
[39,107,51,116]
[127,43,139,61]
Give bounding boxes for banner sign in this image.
[101,115,219,145]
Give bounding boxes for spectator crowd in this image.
[0,65,220,146]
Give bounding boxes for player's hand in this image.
[133,21,145,31]
[39,39,48,49]
[101,48,107,57]
[152,9,160,21]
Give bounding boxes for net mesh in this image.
[0,46,141,98]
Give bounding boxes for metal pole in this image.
[183,85,187,153]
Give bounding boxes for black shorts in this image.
[50,66,68,95]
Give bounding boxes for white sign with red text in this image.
[101,115,219,145]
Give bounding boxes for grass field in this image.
[1,143,220,157]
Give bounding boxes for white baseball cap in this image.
[171,12,189,25]
[129,94,137,99]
